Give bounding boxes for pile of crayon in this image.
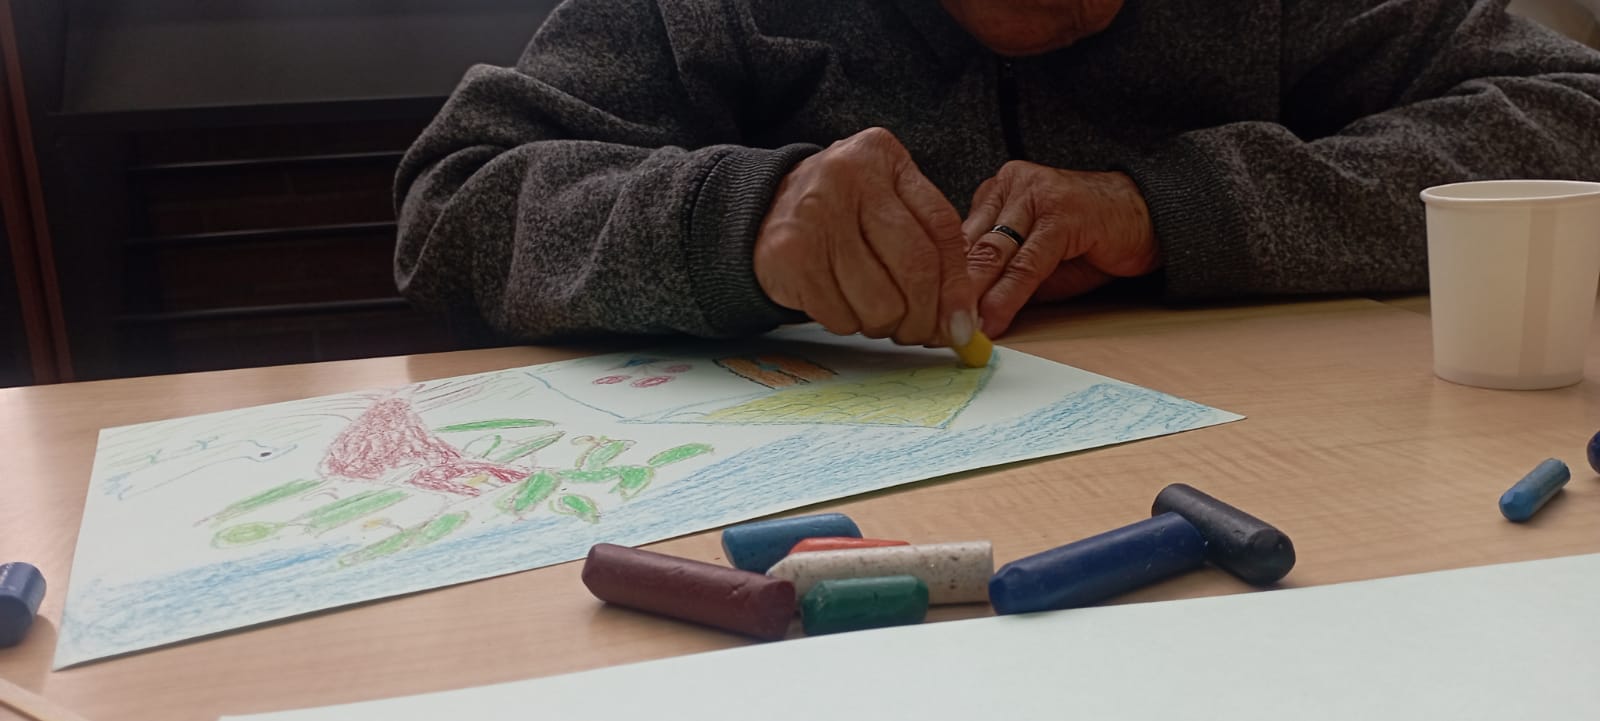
[580,483,1295,640]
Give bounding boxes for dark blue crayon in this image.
[1152,483,1295,586]
[1500,458,1570,522]
[1587,431,1600,475]
[0,562,46,648]
[989,513,1206,615]
[722,513,861,572]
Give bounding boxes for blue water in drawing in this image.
[56,383,1234,666]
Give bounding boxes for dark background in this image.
[2,1,1595,388]
[0,0,562,386]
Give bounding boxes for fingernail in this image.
[948,311,974,347]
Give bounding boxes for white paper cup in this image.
[1420,180,1600,390]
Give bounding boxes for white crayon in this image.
[766,541,992,604]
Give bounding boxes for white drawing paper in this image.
[58,327,1240,668]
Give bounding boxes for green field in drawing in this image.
[697,364,990,428]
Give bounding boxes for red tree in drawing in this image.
[404,460,527,496]
[320,396,526,497]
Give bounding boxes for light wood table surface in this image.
[3,297,1598,721]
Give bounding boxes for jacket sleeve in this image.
[1120,0,1600,300]
[394,0,815,340]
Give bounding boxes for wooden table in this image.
[3,297,1598,721]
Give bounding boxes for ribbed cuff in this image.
[684,143,819,337]
[1118,139,1256,302]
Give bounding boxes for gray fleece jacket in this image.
[395,0,1600,341]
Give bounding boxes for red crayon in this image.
[787,537,910,556]
[582,543,795,641]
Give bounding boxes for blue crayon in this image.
[1587,431,1600,476]
[722,513,861,572]
[0,562,46,648]
[1499,458,1570,522]
[989,513,1206,615]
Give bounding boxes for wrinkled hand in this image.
[962,162,1160,338]
[755,127,976,347]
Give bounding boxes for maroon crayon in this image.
[581,543,796,641]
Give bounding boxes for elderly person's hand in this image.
[755,127,976,347]
[962,162,1160,338]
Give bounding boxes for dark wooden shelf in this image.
[128,151,404,175]
[124,221,397,249]
[116,297,411,325]
[6,0,554,380]
[49,97,448,135]
[57,0,555,118]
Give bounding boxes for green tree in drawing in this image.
[202,411,715,567]
[494,435,714,521]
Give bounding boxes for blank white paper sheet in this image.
[223,552,1600,720]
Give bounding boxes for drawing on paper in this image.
[592,357,698,388]
[104,438,300,501]
[687,364,990,428]
[715,354,837,388]
[197,391,716,567]
[59,327,1243,670]
[535,350,985,429]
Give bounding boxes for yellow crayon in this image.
[952,330,994,368]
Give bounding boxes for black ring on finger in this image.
[986,224,1026,248]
